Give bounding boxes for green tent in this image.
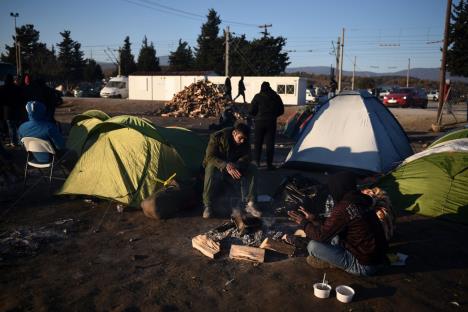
[58,115,207,207]
[429,128,468,148]
[377,139,468,223]
[66,110,110,161]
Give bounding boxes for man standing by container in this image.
[224,76,232,101]
[250,81,284,170]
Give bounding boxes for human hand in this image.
[287,210,305,224]
[226,162,241,180]
[298,206,315,222]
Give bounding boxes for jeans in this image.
[307,239,381,276]
[6,120,19,145]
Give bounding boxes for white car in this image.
[100,76,128,99]
[306,89,317,103]
[427,90,439,101]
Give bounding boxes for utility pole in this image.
[258,24,272,38]
[352,56,356,90]
[225,26,230,76]
[335,37,340,82]
[338,28,345,93]
[436,0,452,127]
[10,12,19,77]
[406,58,411,87]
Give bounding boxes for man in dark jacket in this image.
[18,101,65,164]
[250,81,284,170]
[202,123,259,218]
[288,172,388,276]
[224,76,232,101]
[233,76,246,103]
[0,74,24,146]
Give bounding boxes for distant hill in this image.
[286,66,468,82]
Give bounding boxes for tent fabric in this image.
[66,110,110,160]
[285,91,413,173]
[58,114,207,207]
[70,110,110,126]
[377,142,468,223]
[429,128,468,148]
[403,138,468,165]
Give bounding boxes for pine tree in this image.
[119,36,137,75]
[169,39,194,71]
[83,59,104,82]
[447,0,468,77]
[195,9,224,73]
[228,34,251,75]
[71,42,85,81]
[137,36,160,72]
[57,30,77,84]
[248,36,290,75]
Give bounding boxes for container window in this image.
[286,85,295,94]
[277,85,286,94]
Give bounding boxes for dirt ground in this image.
[1,98,468,312]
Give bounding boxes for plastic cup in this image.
[313,283,332,298]
[335,285,355,303]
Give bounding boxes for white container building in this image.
[129,75,307,105]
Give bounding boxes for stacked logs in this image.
[159,80,230,118]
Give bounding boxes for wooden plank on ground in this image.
[229,245,265,263]
[192,235,220,259]
[294,229,306,237]
[260,238,296,256]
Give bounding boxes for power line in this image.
[121,0,258,27]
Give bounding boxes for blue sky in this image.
[0,0,451,73]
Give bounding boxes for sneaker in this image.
[202,206,212,219]
[245,201,262,218]
[306,256,335,269]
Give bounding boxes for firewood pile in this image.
[158,80,230,118]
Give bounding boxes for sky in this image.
[0,0,453,73]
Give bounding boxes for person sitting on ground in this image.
[18,101,65,164]
[202,122,260,218]
[287,171,388,276]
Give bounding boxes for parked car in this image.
[427,90,439,101]
[383,87,428,108]
[74,82,102,98]
[100,76,128,99]
[306,88,317,103]
[379,87,394,99]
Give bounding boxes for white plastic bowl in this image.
[335,285,355,303]
[313,283,332,298]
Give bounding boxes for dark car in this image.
[74,82,102,98]
[383,87,428,108]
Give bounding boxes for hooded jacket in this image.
[303,172,388,266]
[18,101,65,163]
[250,82,284,122]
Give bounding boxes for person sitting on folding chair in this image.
[18,101,65,164]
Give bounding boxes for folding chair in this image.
[21,137,57,188]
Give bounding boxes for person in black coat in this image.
[224,76,232,101]
[233,76,246,103]
[249,81,284,170]
[0,74,24,146]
